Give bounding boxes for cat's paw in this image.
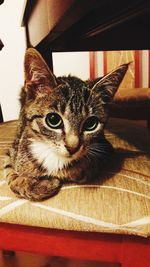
[26,177,61,201]
[10,176,61,201]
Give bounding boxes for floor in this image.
[0,250,120,267]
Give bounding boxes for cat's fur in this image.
[5,48,129,201]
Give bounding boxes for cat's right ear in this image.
[91,63,129,104]
[24,48,57,87]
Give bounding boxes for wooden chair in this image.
[1,1,150,266]
[0,222,150,267]
[111,87,150,130]
[0,119,150,267]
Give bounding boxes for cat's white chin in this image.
[29,140,72,176]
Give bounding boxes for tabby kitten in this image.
[5,48,129,201]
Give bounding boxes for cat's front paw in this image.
[26,177,61,201]
[10,176,61,201]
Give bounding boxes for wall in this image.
[52,52,90,80]
[96,50,149,88]
[94,51,104,78]
[0,0,26,121]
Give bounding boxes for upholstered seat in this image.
[111,88,150,129]
[0,119,149,238]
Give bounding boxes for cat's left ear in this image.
[92,63,130,103]
[24,48,57,87]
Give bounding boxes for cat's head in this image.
[21,48,128,170]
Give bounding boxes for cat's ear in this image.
[92,63,129,103]
[24,48,57,87]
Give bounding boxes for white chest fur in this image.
[29,140,70,176]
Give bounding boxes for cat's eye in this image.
[45,113,63,129]
[83,116,99,132]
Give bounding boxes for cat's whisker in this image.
[91,149,111,155]
[84,154,92,163]
[91,143,111,148]
[88,150,101,158]
[87,144,112,161]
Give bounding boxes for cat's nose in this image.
[66,144,80,155]
[65,135,80,155]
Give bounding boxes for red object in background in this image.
[104,51,107,76]
[89,52,95,80]
[90,50,141,88]
[0,222,149,267]
[134,50,140,88]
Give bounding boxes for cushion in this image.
[114,88,150,105]
[0,119,150,237]
[111,88,150,120]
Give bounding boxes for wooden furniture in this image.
[112,87,150,129]
[22,0,150,65]
[0,223,149,267]
[21,0,150,129]
[0,105,3,123]
[0,119,150,267]
[0,39,4,50]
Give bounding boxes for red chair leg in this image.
[2,250,15,257]
[121,236,150,267]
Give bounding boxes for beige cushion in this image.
[0,119,150,237]
[111,88,150,120]
[114,88,150,105]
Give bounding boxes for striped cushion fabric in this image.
[0,119,149,237]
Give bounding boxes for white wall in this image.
[95,51,104,78]
[52,52,90,80]
[0,0,26,121]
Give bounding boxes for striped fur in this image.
[6,48,129,201]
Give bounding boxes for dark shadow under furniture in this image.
[22,0,150,54]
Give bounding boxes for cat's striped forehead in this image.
[24,75,106,124]
[53,76,90,115]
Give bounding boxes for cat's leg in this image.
[4,150,61,201]
[9,174,61,201]
[5,166,61,201]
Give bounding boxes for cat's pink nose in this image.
[65,135,80,155]
[65,144,80,155]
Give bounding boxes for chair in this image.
[0,1,150,265]
[0,119,150,267]
[111,87,150,130]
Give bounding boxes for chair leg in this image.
[0,104,3,123]
[2,250,15,257]
[121,237,150,267]
[147,118,150,130]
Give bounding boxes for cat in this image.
[5,48,129,201]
